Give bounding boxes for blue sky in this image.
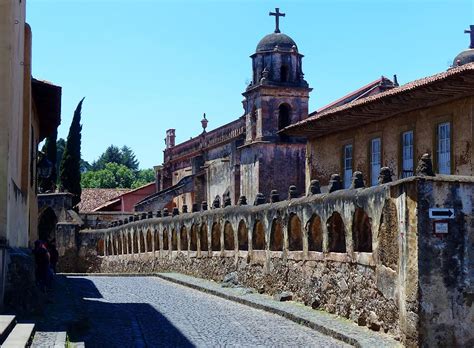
[28,0,473,169]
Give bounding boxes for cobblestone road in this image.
[69,276,350,347]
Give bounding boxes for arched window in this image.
[171,229,178,250]
[190,224,198,251]
[238,220,248,251]
[180,226,188,251]
[251,107,257,140]
[270,219,283,251]
[288,214,303,251]
[162,229,169,250]
[224,221,234,250]
[280,64,289,82]
[200,224,208,251]
[352,208,372,252]
[278,104,291,131]
[211,222,221,251]
[327,212,346,253]
[307,215,323,252]
[252,220,265,250]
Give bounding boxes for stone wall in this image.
[66,176,474,347]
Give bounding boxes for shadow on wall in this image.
[47,277,194,346]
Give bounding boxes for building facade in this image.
[0,0,61,310]
[137,17,311,211]
[285,33,474,190]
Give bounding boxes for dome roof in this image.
[453,48,474,67]
[256,32,297,52]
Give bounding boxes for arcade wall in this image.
[61,176,473,347]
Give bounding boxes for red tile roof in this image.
[284,63,474,138]
[78,188,130,212]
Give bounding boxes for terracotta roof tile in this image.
[78,188,131,212]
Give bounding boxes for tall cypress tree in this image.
[60,98,84,206]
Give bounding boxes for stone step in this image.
[2,323,35,348]
[0,316,16,342]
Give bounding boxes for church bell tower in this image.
[242,8,312,143]
[239,9,310,204]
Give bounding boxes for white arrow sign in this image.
[429,208,455,219]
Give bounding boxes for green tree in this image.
[56,138,66,183]
[60,98,84,206]
[121,145,139,172]
[92,145,122,171]
[81,163,135,188]
[131,168,155,188]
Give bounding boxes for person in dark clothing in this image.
[48,241,59,274]
[33,240,50,292]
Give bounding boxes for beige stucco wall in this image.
[306,97,474,190]
[0,0,33,248]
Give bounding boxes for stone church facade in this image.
[136,18,311,212]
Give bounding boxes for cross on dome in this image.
[269,8,285,33]
[464,25,474,49]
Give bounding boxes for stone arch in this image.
[288,213,303,251]
[307,214,323,251]
[238,220,248,251]
[97,239,105,256]
[154,229,159,251]
[117,234,123,255]
[211,222,221,251]
[280,64,289,83]
[38,207,57,244]
[327,212,346,253]
[352,208,373,252]
[223,221,234,250]
[270,218,283,251]
[139,230,146,253]
[190,224,198,251]
[127,232,132,254]
[146,229,153,252]
[107,237,113,256]
[200,223,208,252]
[171,229,178,250]
[162,229,169,250]
[252,220,265,250]
[378,200,399,270]
[180,226,188,251]
[133,231,139,253]
[278,103,291,131]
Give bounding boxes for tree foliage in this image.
[81,144,154,189]
[60,98,84,206]
[91,145,138,172]
[81,164,153,189]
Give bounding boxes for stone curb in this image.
[59,273,401,348]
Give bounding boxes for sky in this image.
[28,0,474,169]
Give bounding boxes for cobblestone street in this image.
[62,276,349,347]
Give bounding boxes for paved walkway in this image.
[62,275,349,347]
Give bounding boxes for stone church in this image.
[136,10,313,211]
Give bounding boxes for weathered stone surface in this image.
[274,291,293,302]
